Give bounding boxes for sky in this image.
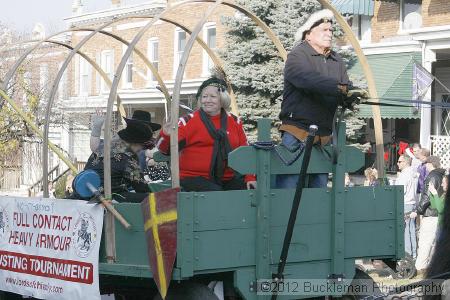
[0,0,148,34]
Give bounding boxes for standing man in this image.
[277,9,357,188]
[416,148,430,195]
[412,155,445,275]
[395,154,419,259]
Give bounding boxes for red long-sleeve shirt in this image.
[157,110,255,183]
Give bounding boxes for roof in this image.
[348,52,422,119]
[331,0,375,16]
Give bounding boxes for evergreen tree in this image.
[221,0,367,149]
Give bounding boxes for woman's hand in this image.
[246,181,257,190]
[145,149,156,167]
[429,183,438,195]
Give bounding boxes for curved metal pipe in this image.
[41,15,152,198]
[160,17,239,114]
[0,88,78,173]
[104,0,289,192]
[170,1,223,187]
[40,17,241,196]
[1,23,232,177]
[1,38,128,175]
[194,0,287,61]
[102,0,203,198]
[317,0,384,176]
[48,39,126,116]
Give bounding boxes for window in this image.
[202,24,217,76]
[173,29,186,78]
[23,72,32,104]
[59,63,68,100]
[79,57,91,96]
[70,130,91,162]
[122,46,133,88]
[349,15,371,43]
[148,38,159,83]
[39,64,48,97]
[101,50,114,92]
[401,0,422,30]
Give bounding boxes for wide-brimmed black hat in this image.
[118,121,153,144]
[124,110,161,131]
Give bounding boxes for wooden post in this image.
[317,0,385,178]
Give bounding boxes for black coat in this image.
[279,41,351,136]
[84,138,150,195]
[417,168,445,217]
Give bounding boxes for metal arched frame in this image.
[0,38,120,174]
[40,18,240,197]
[317,0,384,176]
[104,0,288,194]
[41,16,161,199]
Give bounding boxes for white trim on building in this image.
[173,27,186,79]
[64,1,166,28]
[202,22,217,77]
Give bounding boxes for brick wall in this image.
[422,0,450,27]
[371,0,400,43]
[70,3,234,97]
[370,0,450,43]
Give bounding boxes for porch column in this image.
[420,46,436,149]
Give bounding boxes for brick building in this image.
[62,0,234,165]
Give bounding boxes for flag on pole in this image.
[141,188,179,299]
[412,63,434,108]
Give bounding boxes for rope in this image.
[361,97,450,109]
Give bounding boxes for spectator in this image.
[395,154,418,258]
[417,148,431,195]
[363,167,379,186]
[84,119,152,203]
[406,147,421,171]
[411,143,422,169]
[429,171,449,241]
[345,173,355,187]
[412,155,445,274]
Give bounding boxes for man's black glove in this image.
[342,89,369,110]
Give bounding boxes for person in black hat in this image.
[89,110,164,175]
[83,118,152,202]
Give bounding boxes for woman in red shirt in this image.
[157,77,256,191]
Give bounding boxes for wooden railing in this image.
[27,161,86,197]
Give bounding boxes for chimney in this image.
[111,0,122,8]
[72,0,83,14]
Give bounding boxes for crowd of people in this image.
[344,144,447,277]
[392,144,447,276]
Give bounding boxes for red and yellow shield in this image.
[141,188,179,299]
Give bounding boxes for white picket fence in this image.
[430,135,450,169]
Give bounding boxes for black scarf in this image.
[199,108,232,183]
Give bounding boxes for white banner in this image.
[0,197,104,300]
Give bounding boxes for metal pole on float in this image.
[317,0,385,177]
